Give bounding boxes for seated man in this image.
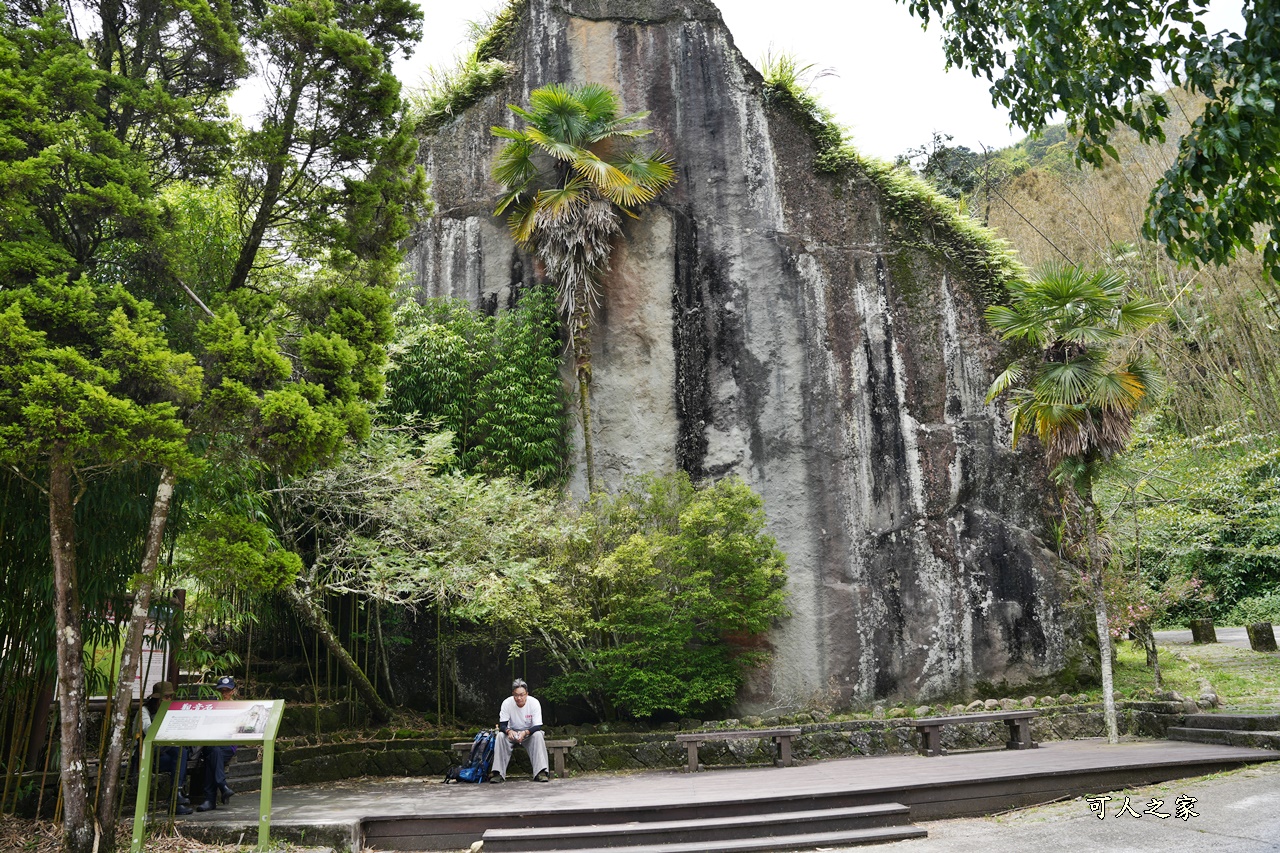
[195,675,238,811]
[140,681,192,815]
[490,679,550,783]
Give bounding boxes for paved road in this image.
[1155,625,1276,650]
[879,760,1280,852]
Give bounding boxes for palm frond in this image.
[984,303,1050,347]
[573,83,622,125]
[492,139,539,194]
[529,84,591,145]
[613,149,677,191]
[525,126,580,162]
[569,150,631,193]
[593,127,654,142]
[507,104,539,123]
[506,198,538,248]
[985,362,1025,403]
[535,178,590,221]
[494,188,526,216]
[1090,369,1147,411]
[1122,357,1165,401]
[1057,324,1120,346]
[1035,357,1104,406]
[1115,296,1167,331]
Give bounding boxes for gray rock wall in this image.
[408,0,1076,712]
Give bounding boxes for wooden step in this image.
[481,804,913,851]
[1182,713,1280,732]
[489,825,928,853]
[1167,727,1280,750]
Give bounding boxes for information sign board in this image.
[130,699,285,853]
[152,700,275,742]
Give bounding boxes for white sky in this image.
[398,0,1246,161]
[402,0,1015,160]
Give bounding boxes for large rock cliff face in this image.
[409,0,1075,711]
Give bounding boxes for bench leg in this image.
[918,726,944,756]
[550,748,567,778]
[776,736,793,767]
[1005,719,1035,750]
[685,741,700,772]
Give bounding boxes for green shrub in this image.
[1098,420,1280,620]
[537,472,789,720]
[1227,591,1280,625]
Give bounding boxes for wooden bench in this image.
[451,736,578,778]
[906,710,1039,756]
[673,728,802,772]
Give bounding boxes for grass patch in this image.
[1106,640,1203,700]
[407,0,526,132]
[1169,641,1280,709]
[1095,639,1280,709]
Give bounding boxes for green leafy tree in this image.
[491,83,676,492]
[228,0,424,291]
[900,0,1280,280]
[534,473,789,720]
[271,426,570,718]
[899,132,983,200]
[985,264,1164,743]
[0,7,228,844]
[0,279,202,850]
[1099,420,1280,618]
[0,1,424,846]
[277,428,568,614]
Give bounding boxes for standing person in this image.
[195,676,238,811]
[140,681,192,815]
[490,679,550,783]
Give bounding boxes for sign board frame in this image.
[130,699,285,853]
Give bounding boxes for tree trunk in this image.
[374,603,396,705]
[48,455,95,853]
[286,585,392,723]
[1083,491,1120,744]
[95,467,178,848]
[571,292,595,493]
[228,59,306,291]
[1133,619,1162,688]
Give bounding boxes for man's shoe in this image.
[533,770,550,782]
[174,805,193,816]
[488,772,504,783]
[195,800,216,812]
[219,784,234,804]
[177,794,190,806]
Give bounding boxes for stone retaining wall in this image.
[263,701,1191,784]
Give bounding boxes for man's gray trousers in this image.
[492,730,549,778]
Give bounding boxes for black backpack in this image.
[445,729,495,784]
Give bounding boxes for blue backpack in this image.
[446,730,495,784]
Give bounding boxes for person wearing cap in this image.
[490,679,550,783]
[194,675,239,812]
[140,681,192,815]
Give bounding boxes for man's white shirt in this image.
[499,695,543,731]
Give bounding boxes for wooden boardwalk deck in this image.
[173,739,1278,851]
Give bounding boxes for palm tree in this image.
[491,83,676,493]
[985,264,1164,744]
